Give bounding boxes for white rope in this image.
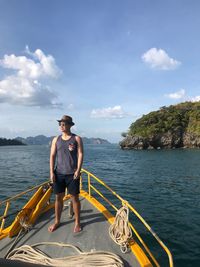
[109,205,132,253]
[5,211,32,258]
[19,214,32,232]
[6,242,124,267]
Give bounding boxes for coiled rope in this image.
[109,205,132,253]
[5,209,32,258]
[6,242,124,267]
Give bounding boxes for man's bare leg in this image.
[48,192,65,232]
[71,194,81,232]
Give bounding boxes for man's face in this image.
[59,121,71,132]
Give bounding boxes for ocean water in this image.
[0,144,199,267]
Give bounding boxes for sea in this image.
[0,144,199,267]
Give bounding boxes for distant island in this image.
[82,137,110,145]
[0,138,26,146]
[16,135,110,145]
[120,101,200,150]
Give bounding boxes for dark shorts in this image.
[53,171,80,195]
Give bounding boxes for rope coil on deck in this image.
[6,242,124,267]
[4,210,33,259]
[109,204,132,253]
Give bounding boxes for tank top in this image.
[55,134,78,175]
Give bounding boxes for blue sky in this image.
[0,0,200,142]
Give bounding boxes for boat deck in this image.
[0,196,141,267]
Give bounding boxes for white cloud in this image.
[0,46,61,107]
[68,103,74,110]
[191,96,200,102]
[165,90,200,103]
[165,89,185,99]
[90,105,128,119]
[0,126,26,138]
[142,48,181,70]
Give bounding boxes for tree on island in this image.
[120,101,200,149]
[0,138,26,146]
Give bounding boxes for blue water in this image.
[0,144,199,267]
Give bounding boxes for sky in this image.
[0,0,200,143]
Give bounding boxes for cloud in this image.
[0,126,26,138]
[0,46,61,107]
[165,89,186,99]
[142,48,181,70]
[68,103,74,110]
[90,105,128,119]
[191,95,200,102]
[165,90,200,103]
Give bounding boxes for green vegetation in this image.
[128,101,200,137]
[0,138,25,146]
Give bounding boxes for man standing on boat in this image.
[48,115,83,233]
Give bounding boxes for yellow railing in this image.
[0,181,49,234]
[0,169,173,267]
[80,168,173,267]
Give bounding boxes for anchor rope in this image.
[6,242,124,267]
[109,205,132,253]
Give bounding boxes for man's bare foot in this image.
[74,224,81,233]
[48,223,60,232]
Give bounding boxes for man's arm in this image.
[74,136,84,179]
[50,136,58,183]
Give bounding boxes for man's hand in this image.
[74,170,80,180]
[50,173,56,183]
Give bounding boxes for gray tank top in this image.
[55,134,78,175]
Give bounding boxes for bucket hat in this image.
[57,115,75,126]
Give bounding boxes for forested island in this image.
[0,138,25,146]
[120,101,200,149]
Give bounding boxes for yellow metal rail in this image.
[0,181,49,234]
[0,170,173,267]
[0,181,49,207]
[80,168,174,267]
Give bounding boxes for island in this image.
[120,101,200,150]
[16,135,110,145]
[0,138,26,146]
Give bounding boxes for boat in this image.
[0,169,173,266]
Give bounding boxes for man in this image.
[48,115,83,233]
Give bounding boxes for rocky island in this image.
[120,101,200,150]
